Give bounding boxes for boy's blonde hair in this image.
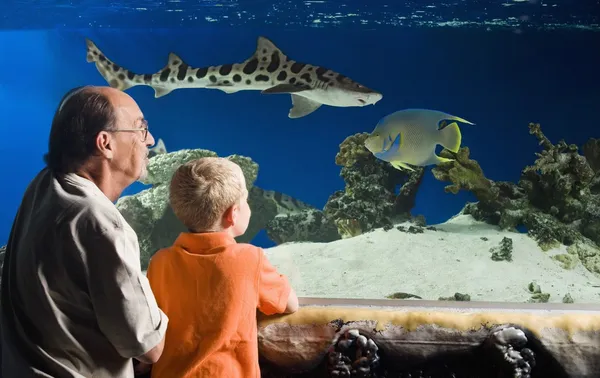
[169,157,246,232]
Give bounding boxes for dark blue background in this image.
[0,26,598,247]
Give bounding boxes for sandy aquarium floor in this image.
[264,214,600,304]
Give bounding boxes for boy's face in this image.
[231,170,251,237]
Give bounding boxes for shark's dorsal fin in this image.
[247,36,288,63]
[152,53,187,98]
[167,52,187,67]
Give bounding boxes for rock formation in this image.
[431,122,600,276]
[115,148,318,268]
[266,132,427,242]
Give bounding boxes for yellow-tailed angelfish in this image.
[364,108,474,171]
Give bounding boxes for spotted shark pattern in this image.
[85,36,383,118]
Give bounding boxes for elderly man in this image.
[0,86,168,377]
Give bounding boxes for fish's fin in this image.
[244,36,289,65]
[444,114,475,126]
[390,161,414,171]
[262,83,311,94]
[167,52,185,68]
[374,132,402,161]
[438,121,462,153]
[153,87,172,98]
[437,156,455,164]
[421,153,455,166]
[219,87,241,94]
[148,138,167,157]
[288,94,322,118]
[205,82,240,94]
[151,53,188,98]
[85,38,137,91]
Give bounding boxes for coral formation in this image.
[431,122,600,276]
[265,132,427,242]
[322,133,426,238]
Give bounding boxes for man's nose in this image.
[146,131,156,146]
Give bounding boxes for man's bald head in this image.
[44,85,122,174]
[44,85,154,199]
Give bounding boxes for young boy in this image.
[143,157,299,378]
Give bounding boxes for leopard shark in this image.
[85,36,383,119]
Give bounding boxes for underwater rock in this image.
[490,236,513,262]
[438,292,471,301]
[552,250,579,270]
[385,292,422,299]
[567,242,600,276]
[115,148,316,268]
[323,133,426,239]
[527,282,550,303]
[582,138,600,173]
[431,122,600,277]
[563,293,574,303]
[266,209,341,245]
[143,149,259,188]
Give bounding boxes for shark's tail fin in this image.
[85,38,146,92]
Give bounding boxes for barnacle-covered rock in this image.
[328,329,381,377]
[483,326,536,378]
[324,133,425,238]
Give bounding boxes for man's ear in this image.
[96,131,114,160]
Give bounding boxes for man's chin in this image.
[137,166,149,183]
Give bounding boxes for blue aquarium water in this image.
[1,0,599,304]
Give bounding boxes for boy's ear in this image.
[223,204,238,225]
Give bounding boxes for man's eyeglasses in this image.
[111,119,149,142]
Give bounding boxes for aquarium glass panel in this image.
[1,0,599,305]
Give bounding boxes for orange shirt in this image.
[146,231,291,378]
